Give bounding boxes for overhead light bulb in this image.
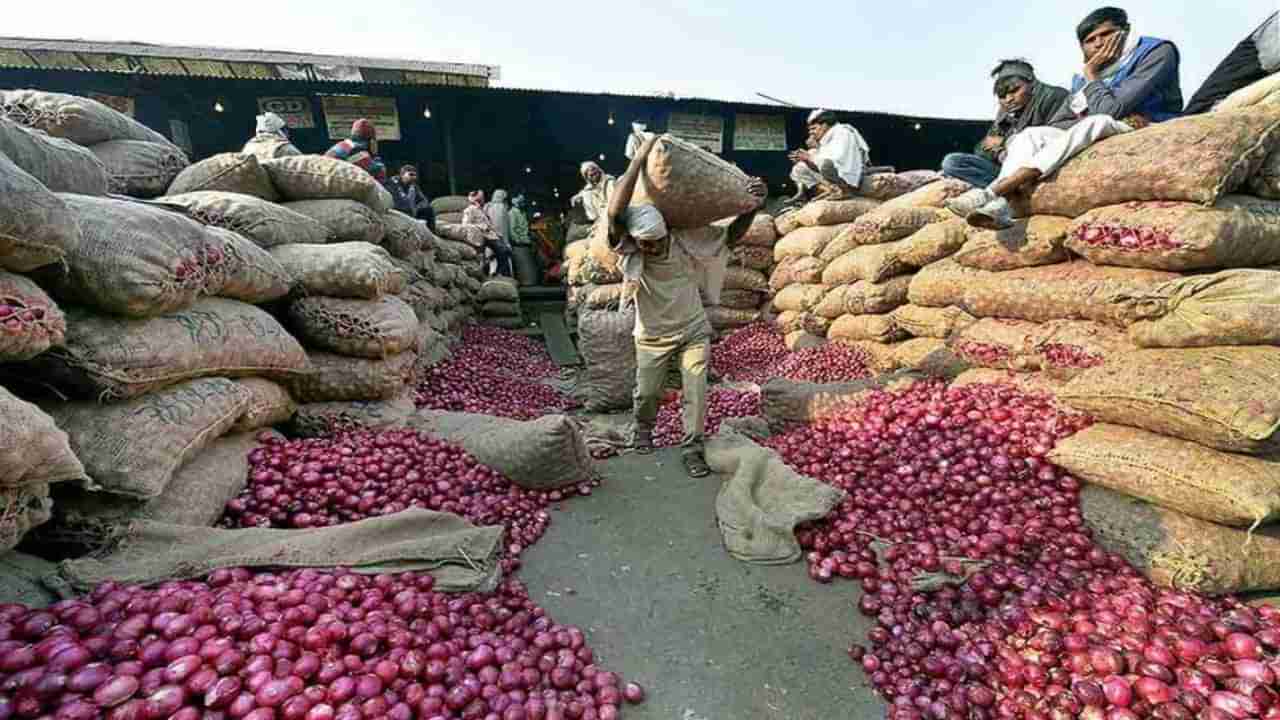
[607,113,615,126]
[598,154,606,162]
[213,101,224,113]
[525,166,532,174]
[914,122,922,131]
[423,107,432,118]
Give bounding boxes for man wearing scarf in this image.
[324,119,380,175]
[781,109,871,210]
[947,7,1181,230]
[606,134,767,478]
[242,112,301,160]
[941,60,1069,189]
[572,161,616,224]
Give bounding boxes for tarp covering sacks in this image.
[0,116,108,195]
[0,152,80,273]
[1111,269,1280,348]
[166,152,279,200]
[633,134,758,229]
[159,191,329,248]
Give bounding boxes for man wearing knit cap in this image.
[324,118,380,175]
[780,109,871,210]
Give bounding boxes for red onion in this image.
[652,388,761,448]
[710,323,790,383]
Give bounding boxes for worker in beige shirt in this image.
[607,134,766,477]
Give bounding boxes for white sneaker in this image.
[944,187,997,217]
[967,197,1014,230]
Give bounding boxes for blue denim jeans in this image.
[941,153,1001,188]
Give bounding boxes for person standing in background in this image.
[243,112,301,160]
[324,119,379,174]
[573,162,616,224]
[509,195,531,247]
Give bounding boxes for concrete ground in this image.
[520,441,885,720]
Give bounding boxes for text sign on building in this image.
[90,93,134,118]
[733,114,787,151]
[257,97,316,129]
[667,112,724,154]
[321,95,401,141]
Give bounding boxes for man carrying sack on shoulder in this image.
[607,134,767,477]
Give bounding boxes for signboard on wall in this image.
[320,95,400,141]
[667,112,724,154]
[733,114,787,151]
[257,96,316,128]
[90,93,134,118]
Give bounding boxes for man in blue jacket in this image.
[947,7,1182,229]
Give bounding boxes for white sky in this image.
[7,1,1279,119]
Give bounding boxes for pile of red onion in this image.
[1039,343,1106,371]
[652,388,761,448]
[0,569,645,719]
[1072,223,1180,252]
[221,430,595,574]
[415,327,576,420]
[768,344,873,384]
[710,324,790,383]
[951,341,1013,369]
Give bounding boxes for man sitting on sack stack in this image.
[946,6,1182,229]
[606,133,767,478]
[780,109,872,210]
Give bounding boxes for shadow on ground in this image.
[520,443,885,720]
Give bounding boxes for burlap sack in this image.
[577,306,636,412]
[270,242,406,299]
[856,171,943,201]
[1029,110,1280,217]
[0,116,108,195]
[289,392,417,437]
[828,313,905,344]
[45,377,250,499]
[734,213,777,247]
[1033,319,1136,381]
[799,312,831,337]
[479,277,520,302]
[819,207,951,262]
[380,211,427,258]
[0,89,174,146]
[773,283,829,313]
[774,310,803,333]
[814,277,911,319]
[283,199,386,244]
[731,245,773,271]
[405,411,594,490]
[436,222,485,249]
[769,256,823,292]
[586,219,622,275]
[0,552,58,606]
[782,329,825,351]
[907,257,989,308]
[0,153,79,273]
[895,218,969,268]
[481,300,521,317]
[1082,485,1280,595]
[955,216,1071,271]
[0,270,65,362]
[1,483,51,553]
[432,196,470,214]
[774,211,803,238]
[719,289,762,310]
[0,385,86,489]
[205,228,292,304]
[287,349,416,403]
[49,194,222,317]
[288,295,418,359]
[761,371,922,429]
[725,266,770,292]
[1249,146,1280,199]
[875,178,971,212]
[568,253,623,286]
[584,283,628,309]
[399,278,447,320]
[166,152,278,200]
[949,318,1049,371]
[158,190,328,248]
[1060,346,1280,454]
[634,134,757,229]
[708,306,761,330]
[893,337,971,378]
[261,155,391,211]
[31,299,310,401]
[773,225,844,261]
[1218,74,1280,112]
[961,261,1180,327]
[890,304,976,339]
[229,379,295,432]
[822,243,910,284]
[793,198,882,227]
[435,238,463,264]
[88,140,189,198]
[1049,423,1280,527]
[949,368,1068,400]
[1111,270,1280,348]
[1066,196,1280,271]
[830,339,903,373]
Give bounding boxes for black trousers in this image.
[1185,37,1267,115]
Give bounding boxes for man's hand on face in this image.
[1084,32,1124,81]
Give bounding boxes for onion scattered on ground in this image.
[652,388,761,448]
[416,326,576,420]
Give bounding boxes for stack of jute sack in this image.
[0,89,190,198]
[432,220,484,330]
[706,213,776,335]
[564,231,623,329]
[478,276,524,329]
[432,195,469,225]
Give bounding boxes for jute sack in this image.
[793,198,882,227]
[1112,269,1280,348]
[206,228,292,304]
[0,116,108,195]
[949,318,1049,371]
[829,339,904,373]
[30,299,311,401]
[481,300,521,317]
[733,213,777,247]
[893,337,971,378]
[434,238,463,264]
[380,211,425,259]
[2,483,51,553]
[436,222,485,249]
[1049,423,1280,527]
[725,266,770,293]
[1249,147,1280,199]
[955,216,1071,271]
[0,152,80,273]
[399,278,447,320]
[708,306,761,330]
[0,270,65,362]
[856,171,943,201]
[577,306,636,412]
[0,385,86,489]
[775,310,803,333]
[230,379,296,433]
[731,245,773,271]
[783,329,825,351]
[287,349,417,403]
[814,277,911,319]
[890,304,976,339]
[49,194,223,317]
[88,140,189,198]
[819,207,951,262]
[1029,110,1280,217]
[769,256,823,292]
[283,199,386,244]
[761,371,922,429]
[774,211,804,238]
[261,155,391,211]
[949,368,1068,400]
[1033,319,1136,381]
[800,313,831,337]
[822,243,910,284]
[270,242,406,299]
[587,219,621,275]
[432,196,470,214]
[719,289,763,310]
[875,178,971,212]
[773,283,829,313]
[158,190,328,248]
[288,392,417,438]
[895,218,969,268]
[1066,196,1280,271]
[960,261,1180,327]
[634,134,757,229]
[1060,346,1280,454]
[1082,485,1280,595]
[0,89,174,146]
[166,152,278,200]
[479,277,520,302]
[45,377,250,499]
[828,313,906,344]
[1218,74,1280,112]
[288,295,419,359]
[0,552,58,606]
[907,257,991,308]
[584,283,629,310]
[773,225,845,262]
[406,411,595,490]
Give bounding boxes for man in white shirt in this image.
[782,109,871,209]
